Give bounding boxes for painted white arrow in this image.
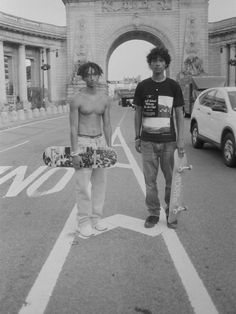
[77,210,167,239]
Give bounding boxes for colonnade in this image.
[220,44,236,86]
[0,41,57,109]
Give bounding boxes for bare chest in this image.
[79,95,106,115]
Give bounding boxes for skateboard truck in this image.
[172,206,188,215]
[178,164,193,173]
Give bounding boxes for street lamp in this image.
[40,50,51,107]
[40,49,58,106]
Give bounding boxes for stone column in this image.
[46,49,52,102]
[220,45,228,80]
[229,44,236,86]
[40,48,49,106]
[0,41,7,108]
[18,44,28,108]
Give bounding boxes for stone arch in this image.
[103,25,175,81]
[64,0,209,93]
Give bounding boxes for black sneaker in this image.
[144,215,159,228]
[165,207,178,229]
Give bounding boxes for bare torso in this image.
[74,90,109,136]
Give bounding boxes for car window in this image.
[199,90,215,108]
[228,91,236,111]
[214,90,227,111]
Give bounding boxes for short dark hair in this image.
[146,47,171,67]
[77,61,103,78]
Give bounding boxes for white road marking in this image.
[0,141,29,153]
[117,110,127,128]
[18,205,77,314]
[27,168,74,197]
[0,166,12,175]
[18,126,218,314]
[113,127,145,191]
[163,231,219,314]
[0,115,67,134]
[116,127,218,314]
[1,166,47,198]
[77,212,167,239]
[114,162,132,169]
[104,213,167,237]
[17,208,166,313]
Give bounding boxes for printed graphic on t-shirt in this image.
[142,95,173,134]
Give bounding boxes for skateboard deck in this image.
[43,146,117,168]
[168,149,192,225]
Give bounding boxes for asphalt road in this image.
[0,104,235,314]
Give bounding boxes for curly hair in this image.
[146,46,171,67]
[77,61,103,79]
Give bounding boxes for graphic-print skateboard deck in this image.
[43,146,117,168]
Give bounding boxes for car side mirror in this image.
[212,104,227,113]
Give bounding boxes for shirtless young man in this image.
[70,62,112,237]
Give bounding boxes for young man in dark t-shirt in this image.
[134,46,185,229]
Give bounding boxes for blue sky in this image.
[0,0,235,80]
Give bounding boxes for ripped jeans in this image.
[75,135,107,227]
[141,141,176,216]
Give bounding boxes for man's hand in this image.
[135,139,141,153]
[72,155,84,169]
[177,146,185,158]
[177,136,185,158]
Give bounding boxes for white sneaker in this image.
[77,224,95,237]
[94,220,108,232]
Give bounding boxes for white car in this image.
[190,87,236,167]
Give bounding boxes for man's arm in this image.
[69,97,83,169]
[134,106,142,153]
[175,106,185,157]
[69,97,79,153]
[102,101,112,147]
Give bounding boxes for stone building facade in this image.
[209,17,236,86]
[0,0,235,110]
[0,11,67,110]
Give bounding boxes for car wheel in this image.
[222,133,236,167]
[191,123,204,148]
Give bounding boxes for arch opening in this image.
[107,30,170,83]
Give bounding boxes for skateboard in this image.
[42,146,117,168]
[168,149,192,225]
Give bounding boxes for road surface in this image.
[0,104,235,314]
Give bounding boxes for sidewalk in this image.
[0,104,69,131]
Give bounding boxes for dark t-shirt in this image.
[134,77,184,143]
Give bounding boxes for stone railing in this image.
[0,104,69,128]
[0,11,66,40]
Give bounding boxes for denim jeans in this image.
[141,141,176,216]
[75,135,107,227]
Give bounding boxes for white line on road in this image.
[163,231,219,314]
[117,110,127,127]
[0,115,67,134]
[0,141,29,153]
[18,205,77,314]
[116,127,218,314]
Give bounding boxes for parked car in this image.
[190,87,236,167]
